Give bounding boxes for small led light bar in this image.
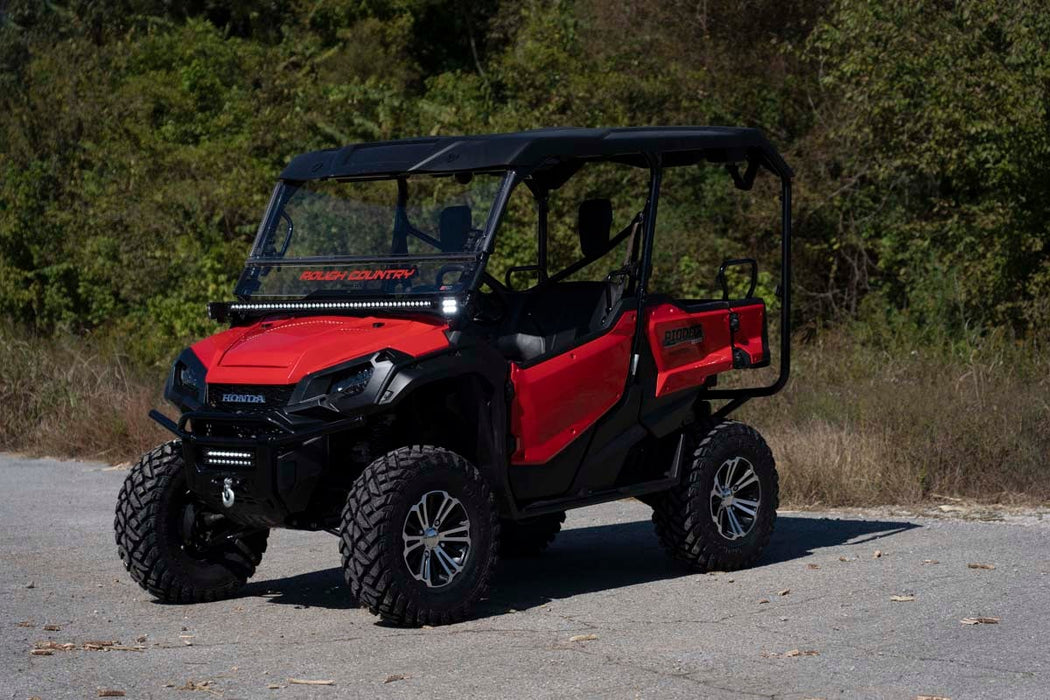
[203,449,253,468]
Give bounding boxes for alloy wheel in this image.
[402,490,472,588]
[709,456,762,541]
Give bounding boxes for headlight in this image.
[295,362,376,407]
[331,366,374,397]
[166,349,207,409]
[177,361,203,395]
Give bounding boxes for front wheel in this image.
[340,446,499,626]
[650,420,778,571]
[114,441,269,603]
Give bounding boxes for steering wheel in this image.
[432,225,486,288]
[435,263,467,288]
[409,264,466,294]
[476,272,511,322]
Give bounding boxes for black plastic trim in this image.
[164,348,207,412]
[519,432,685,517]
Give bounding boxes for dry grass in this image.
[744,329,1050,507]
[0,330,167,462]
[1,325,1048,506]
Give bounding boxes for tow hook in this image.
[221,477,235,509]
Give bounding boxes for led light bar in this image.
[204,449,253,468]
[228,300,433,312]
[206,458,253,467]
[441,297,459,316]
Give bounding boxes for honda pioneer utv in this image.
[115,126,793,626]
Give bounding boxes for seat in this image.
[438,205,472,252]
[577,197,631,331]
[578,198,613,259]
[496,198,628,362]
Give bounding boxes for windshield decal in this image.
[298,269,418,282]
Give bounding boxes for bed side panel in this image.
[646,302,733,397]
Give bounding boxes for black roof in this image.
[279,126,792,182]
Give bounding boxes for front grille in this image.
[195,420,286,442]
[207,384,295,413]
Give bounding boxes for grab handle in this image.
[716,258,758,300]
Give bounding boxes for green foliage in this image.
[808,0,1050,331]
[1,0,1048,365]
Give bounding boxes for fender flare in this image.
[377,343,513,513]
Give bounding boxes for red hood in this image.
[192,315,450,385]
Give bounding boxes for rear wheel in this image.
[340,446,499,626]
[651,421,778,571]
[114,441,269,603]
[500,512,565,556]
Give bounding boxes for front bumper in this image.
[150,409,362,528]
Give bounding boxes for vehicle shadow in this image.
[480,514,918,615]
[242,514,918,614]
[242,566,356,610]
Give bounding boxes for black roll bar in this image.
[706,174,792,402]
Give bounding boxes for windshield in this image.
[235,173,508,299]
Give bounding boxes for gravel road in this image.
[1,453,1047,699]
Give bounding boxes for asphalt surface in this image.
[1,454,1048,699]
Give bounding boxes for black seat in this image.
[578,198,613,259]
[438,205,471,252]
[496,198,628,362]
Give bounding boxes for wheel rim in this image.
[402,490,472,589]
[710,456,762,541]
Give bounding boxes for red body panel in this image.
[192,315,449,385]
[646,301,768,397]
[509,312,637,465]
[646,302,734,397]
[732,302,767,366]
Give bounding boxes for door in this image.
[509,311,637,465]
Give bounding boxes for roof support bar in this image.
[705,175,792,400]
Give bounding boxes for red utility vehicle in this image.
[115,127,793,625]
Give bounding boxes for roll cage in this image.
[497,162,790,414]
[213,127,792,410]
